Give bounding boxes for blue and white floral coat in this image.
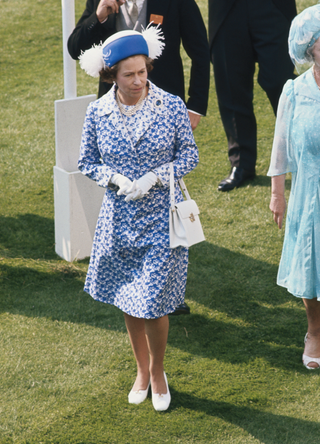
[78,81,199,318]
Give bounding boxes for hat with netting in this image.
[289,4,320,65]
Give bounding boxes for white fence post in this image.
[61,0,77,99]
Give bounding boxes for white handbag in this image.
[169,162,205,248]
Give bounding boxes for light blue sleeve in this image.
[267,80,297,177]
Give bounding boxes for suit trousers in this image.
[211,0,295,172]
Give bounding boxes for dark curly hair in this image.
[99,55,154,84]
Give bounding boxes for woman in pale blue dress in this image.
[268,5,320,369]
[78,28,199,409]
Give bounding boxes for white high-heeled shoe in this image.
[152,372,171,411]
[303,333,320,370]
[128,381,150,405]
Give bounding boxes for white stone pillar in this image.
[54,1,104,261]
[54,95,104,262]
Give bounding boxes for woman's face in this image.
[115,55,148,105]
[312,37,320,67]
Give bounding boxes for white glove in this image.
[125,172,158,202]
[110,174,133,196]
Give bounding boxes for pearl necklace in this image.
[313,65,320,90]
[116,87,146,116]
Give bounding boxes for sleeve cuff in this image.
[187,109,203,117]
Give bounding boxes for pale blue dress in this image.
[78,81,199,318]
[267,68,320,299]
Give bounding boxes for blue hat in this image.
[102,31,149,68]
[289,4,320,65]
[79,27,165,78]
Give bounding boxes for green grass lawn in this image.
[1,0,319,443]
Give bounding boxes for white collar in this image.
[96,81,166,117]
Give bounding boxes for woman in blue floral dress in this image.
[78,28,199,410]
[268,5,320,370]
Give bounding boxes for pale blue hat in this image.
[289,4,320,65]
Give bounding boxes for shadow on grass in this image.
[36,388,320,444]
[0,260,126,332]
[238,174,271,189]
[250,174,292,190]
[169,241,306,371]
[0,218,307,373]
[0,214,56,259]
[172,392,320,444]
[235,175,291,191]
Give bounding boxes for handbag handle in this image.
[169,162,191,210]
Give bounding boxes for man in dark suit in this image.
[68,0,210,130]
[68,0,210,315]
[208,0,297,191]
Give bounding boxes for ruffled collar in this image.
[94,81,168,146]
[294,68,320,102]
[95,80,167,117]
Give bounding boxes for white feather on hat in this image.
[79,24,165,78]
[141,23,165,60]
[79,43,104,78]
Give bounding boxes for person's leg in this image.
[251,0,295,115]
[124,313,150,390]
[303,298,320,368]
[211,0,257,173]
[145,315,169,395]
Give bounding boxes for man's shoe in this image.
[218,167,255,192]
[169,302,190,316]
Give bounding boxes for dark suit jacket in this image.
[208,0,297,48]
[68,0,210,115]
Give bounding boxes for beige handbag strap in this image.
[179,177,191,200]
[169,162,191,210]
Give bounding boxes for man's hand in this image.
[188,111,201,131]
[96,0,125,23]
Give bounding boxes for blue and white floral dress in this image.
[78,81,199,318]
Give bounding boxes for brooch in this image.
[153,98,163,108]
